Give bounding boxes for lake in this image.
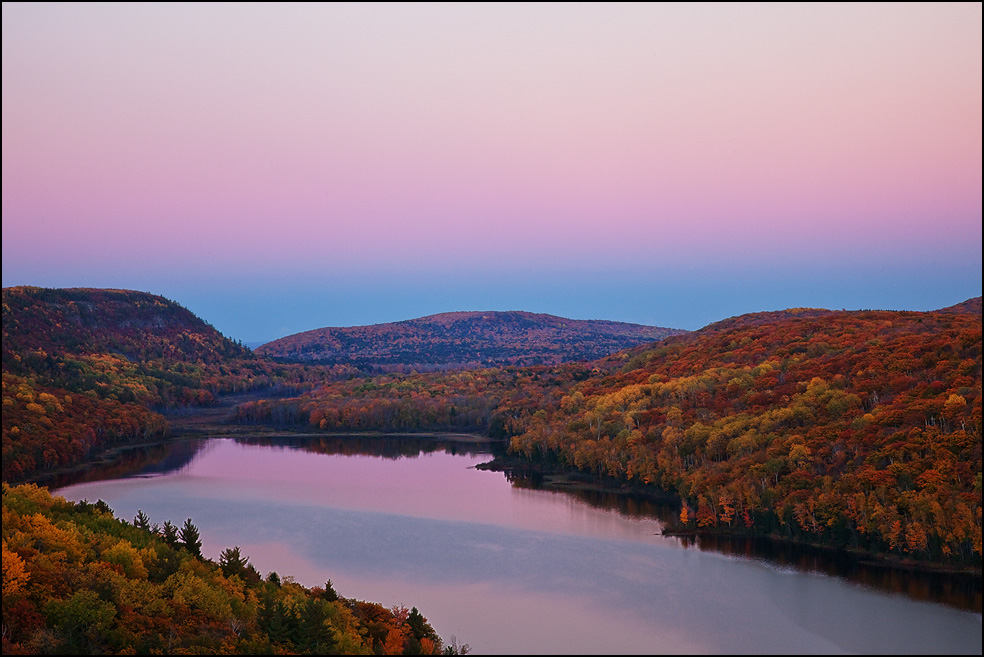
[54,435,982,654]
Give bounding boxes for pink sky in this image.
[2,3,981,342]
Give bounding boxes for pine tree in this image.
[219,545,249,578]
[160,520,180,548]
[298,598,337,653]
[133,509,151,531]
[179,518,202,557]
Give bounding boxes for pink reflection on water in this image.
[180,439,663,541]
[54,437,982,655]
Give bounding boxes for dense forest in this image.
[235,304,983,569]
[505,306,982,566]
[1,287,467,654]
[255,310,685,372]
[2,286,981,654]
[1,483,453,655]
[1,287,333,482]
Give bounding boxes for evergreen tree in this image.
[298,598,336,653]
[133,509,151,531]
[406,605,440,653]
[219,545,249,578]
[160,520,180,548]
[179,518,202,557]
[149,545,183,582]
[260,595,297,647]
[323,578,339,602]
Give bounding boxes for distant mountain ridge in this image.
[255,310,687,372]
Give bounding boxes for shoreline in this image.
[19,404,981,588]
[475,454,983,581]
[23,424,500,489]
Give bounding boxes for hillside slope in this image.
[240,299,982,567]
[504,299,982,566]
[2,286,248,364]
[1,482,449,654]
[255,310,686,372]
[1,287,317,482]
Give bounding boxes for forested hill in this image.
[241,298,982,568]
[255,310,686,372]
[504,299,982,566]
[2,286,249,364]
[1,287,321,482]
[938,296,983,315]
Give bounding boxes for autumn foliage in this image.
[255,310,685,373]
[1,287,325,482]
[3,285,981,577]
[1,483,450,655]
[503,307,982,565]
[244,304,982,568]
[2,373,168,482]
[231,364,590,438]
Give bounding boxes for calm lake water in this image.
[54,435,982,655]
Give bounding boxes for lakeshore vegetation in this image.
[2,285,981,652]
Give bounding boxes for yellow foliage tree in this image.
[2,539,31,598]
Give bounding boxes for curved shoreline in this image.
[474,454,983,581]
[24,395,981,601]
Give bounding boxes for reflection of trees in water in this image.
[47,433,981,614]
[233,434,500,460]
[686,533,982,613]
[502,468,679,524]
[502,468,982,614]
[43,439,208,489]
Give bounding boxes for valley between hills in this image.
[2,285,981,653]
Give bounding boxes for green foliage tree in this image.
[218,545,249,578]
[160,520,180,548]
[44,589,116,653]
[298,597,337,653]
[133,509,151,531]
[179,518,202,558]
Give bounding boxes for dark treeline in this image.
[235,434,498,461]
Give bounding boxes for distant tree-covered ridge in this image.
[1,286,328,482]
[254,310,687,372]
[1,483,456,655]
[238,301,982,568]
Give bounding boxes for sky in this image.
[3,2,981,345]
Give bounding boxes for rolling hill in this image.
[1,286,317,482]
[240,298,982,567]
[255,310,686,372]
[4,286,980,568]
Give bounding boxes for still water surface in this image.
[55,436,981,654]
